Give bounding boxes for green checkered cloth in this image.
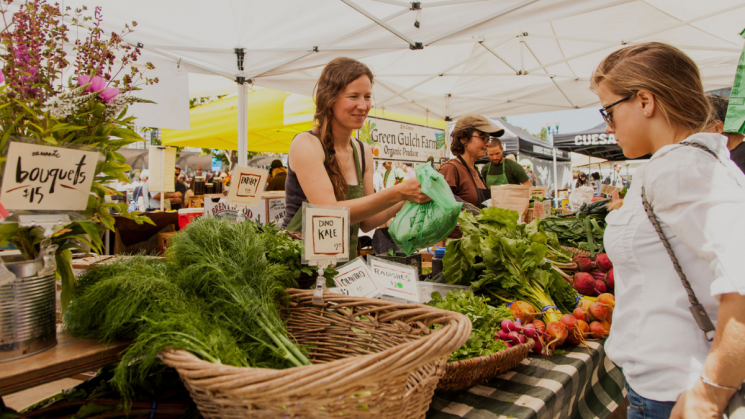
[427,340,626,419]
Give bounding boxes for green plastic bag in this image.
[389,164,462,255]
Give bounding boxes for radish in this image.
[501,319,515,332]
[566,320,590,345]
[497,329,511,341]
[523,324,537,339]
[546,321,568,349]
[589,302,611,322]
[594,280,608,295]
[605,269,614,290]
[532,336,547,355]
[573,307,590,323]
[597,293,615,309]
[573,272,596,295]
[573,255,595,272]
[510,301,536,325]
[596,253,613,272]
[589,321,609,339]
[506,342,513,348]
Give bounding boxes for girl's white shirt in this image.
[604,132,745,401]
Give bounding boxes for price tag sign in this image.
[301,202,350,265]
[529,187,547,200]
[333,257,378,298]
[600,184,619,196]
[612,189,621,201]
[226,166,268,206]
[0,142,100,211]
[367,256,420,303]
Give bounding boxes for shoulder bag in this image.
[641,141,744,418]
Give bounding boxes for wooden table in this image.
[0,330,128,396]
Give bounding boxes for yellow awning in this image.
[162,89,446,153]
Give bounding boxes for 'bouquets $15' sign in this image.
[0,142,100,211]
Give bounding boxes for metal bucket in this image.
[0,251,57,362]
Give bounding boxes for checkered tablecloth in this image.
[427,340,627,419]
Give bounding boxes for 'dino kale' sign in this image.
[1,142,100,211]
[357,117,446,163]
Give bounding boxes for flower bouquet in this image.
[0,0,158,312]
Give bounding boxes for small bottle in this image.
[431,247,446,277]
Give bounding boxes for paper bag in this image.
[490,185,531,221]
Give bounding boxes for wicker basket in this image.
[436,340,534,392]
[561,245,591,257]
[161,289,471,418]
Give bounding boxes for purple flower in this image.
[99,87,119,103]
[0,70,5,84]
[77,74,107,92]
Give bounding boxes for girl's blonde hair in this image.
[591,42,710,134]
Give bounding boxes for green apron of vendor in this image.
[480,138,533,188]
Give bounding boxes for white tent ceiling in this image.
[53,0,745,122]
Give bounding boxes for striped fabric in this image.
[428,340,626,419]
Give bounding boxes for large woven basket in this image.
[561,245,592,257]
[161,289,471,418]
[436,340,534,392]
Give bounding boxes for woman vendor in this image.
[281,57,430,259]
[439,114,505,207]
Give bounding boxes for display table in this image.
[0,329,128,397]
[427,340,627,419]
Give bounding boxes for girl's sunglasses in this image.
[599,94,633,127]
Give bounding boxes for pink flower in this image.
[77,74,107,92]
[0,70,5,84]
[99,87,119,103]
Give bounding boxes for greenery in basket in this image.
[0,0,156,312]
[260,222,337,285]
[64,218,312,402]
[427,290,512,362]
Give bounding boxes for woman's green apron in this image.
[485,160,509,188]
[285,140,363,260]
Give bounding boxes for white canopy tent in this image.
[11,0,745,165]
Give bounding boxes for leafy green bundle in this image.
[64,218,310,400]
[542,216,605,255]
[442,208,577,321]
[427,291,512,362]
[259,223,336,284]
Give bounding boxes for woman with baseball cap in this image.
[439,114,504,207]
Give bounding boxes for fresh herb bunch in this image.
[260,222,336,285]
[442,208,578,322]
[64,218,312,401]
[0,0,156,313]
[427,290,512,362]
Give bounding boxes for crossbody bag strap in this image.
[456,155,483,189]
[641,141,722,342]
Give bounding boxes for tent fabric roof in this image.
[51,0,745,122]
[553,122,649,160]
[488,118,571,161]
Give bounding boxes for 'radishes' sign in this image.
[0,142,100,211]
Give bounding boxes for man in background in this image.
[707,94,745,173]
[266,159,287,191]
[480,138,531,188]
[171,167,186,210]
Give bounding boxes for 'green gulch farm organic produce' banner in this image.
[357,117,446,163]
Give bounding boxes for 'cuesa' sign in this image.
[574,133,616,146]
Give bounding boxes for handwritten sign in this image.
[267,197,286,226]
[204,197,264,224]
[529,187,547,200]
[147,146,176,193]
[533,201,551,219]
[302,203,350,265]
[226,166,268,206]
[368,256,419,303]
[0,142,100,211]
[333,258,378,298]
[600,184,619,196]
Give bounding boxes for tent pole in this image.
[237,82,248,167]
[552,148,558,205]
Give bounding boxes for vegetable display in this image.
[442,208,578,323]
[427,290,512,362]
[64,218,311,400]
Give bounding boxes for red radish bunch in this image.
[573,255,595,272]
[605,269,614,290]
[595,253,613,272]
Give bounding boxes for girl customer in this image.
[595,42,745,418]
[282,57,429,259]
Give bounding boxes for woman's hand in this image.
[670,380,733,419]
[396,178,431,203]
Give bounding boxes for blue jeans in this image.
[626,384,677,419]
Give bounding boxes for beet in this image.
[531,319,546,334]
[573,307,590,323]
[605,268,614,290]
[590,270,606,281]
[573,272,596,295]
[596,253,613,272]
[589,302,611,322]
[566,320,589,345]
[589,321,609,339]
[595,279,608,295]
[597,293,615,308]
[546,321,568,349]
[573,255,595,272]
[510,301,536,325]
